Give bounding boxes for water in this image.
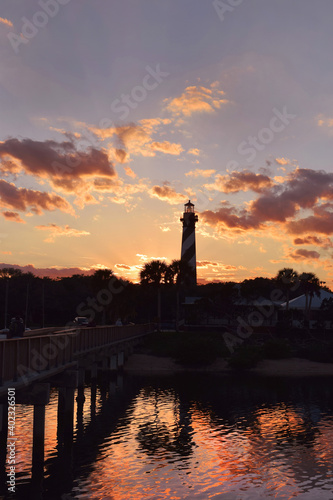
[3,373,333,499]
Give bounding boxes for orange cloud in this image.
[139,117,172,133]
[35,224,90,242]
[317,114,333,129]
[109,148,129,164]
[205,170,273,193]
[115,264,131,270]
[150,141,183,155]
[275,157,290,165]
[186,169,216,178]
[150,183,187,205]
[165,84,228,117]
[0,17,13,27]
[197,261,237,270]
[1,211,25,223]
[124,166,136,178]
[91,122,184,160]
[187,148,201,156]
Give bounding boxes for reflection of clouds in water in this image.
[13,375,333,499]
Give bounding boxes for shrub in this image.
[228,345,263,370]
[297,341,333,363]
[263,338,291,359]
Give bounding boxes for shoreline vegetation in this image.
[124,331,333,376]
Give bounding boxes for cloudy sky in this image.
[1,0,333,284]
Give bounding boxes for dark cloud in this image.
[287,206,333,235]
[293,235,333,248]
[289,248,321,261]
[209,170,273,193]
[252,168,333,222]
[115,264,131,270]
[0,180,73,215]
[203,168,333,233]
[0,138,116,193]
[201,203,262,231]
[93,178,122,192]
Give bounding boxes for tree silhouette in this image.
[275,268,299,311]
[140,260,168,330]
[299,272,321,323]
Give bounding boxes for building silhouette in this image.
[180,200,198,286]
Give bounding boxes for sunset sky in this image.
[1,1,333,285]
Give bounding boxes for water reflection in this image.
[3,373,333,499]
[136,388,194,463]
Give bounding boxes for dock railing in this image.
[0,323,153,392]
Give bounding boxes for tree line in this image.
[0,264,329,329]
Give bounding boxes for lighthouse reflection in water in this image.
[7,373,333,499]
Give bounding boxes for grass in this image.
[144,331,229,367]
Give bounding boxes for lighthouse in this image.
[180,200,198,285]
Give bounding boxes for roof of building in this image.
[280,289,333,310]
[234,296,284,306]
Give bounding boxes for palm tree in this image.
[275,268,299,311]
[169,259,194,288]
[140,260,168,330]
[299,272,321,324]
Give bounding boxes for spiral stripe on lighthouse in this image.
[181,228,196,270]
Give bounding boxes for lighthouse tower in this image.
[180,200,198,285]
